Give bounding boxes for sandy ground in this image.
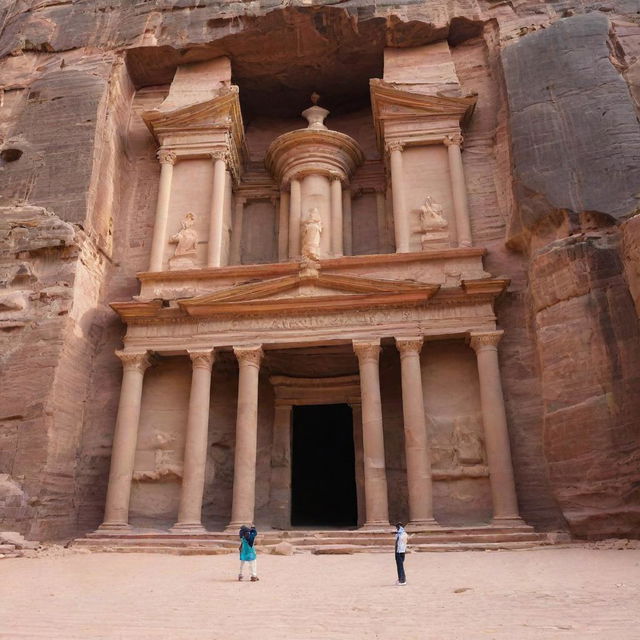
[0,547,639,640]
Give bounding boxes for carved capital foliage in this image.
[443,133,464,147]
[234,345,264,368]
[210,149,229,163]
[353,339,381,363]
[157,149,177,165]
[188,349,215,371]
[116,350,152,373]
[385,141,404,154]
[396,337,424,357]
[469,330,503,352]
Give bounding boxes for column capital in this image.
[234,345,264,368]
[116,350,152,373]
[188,349,215,371]
[469,330,504,352]
[209,149,229,163]
[157,149,177,165]
[329,171,344,184]
[385,140,404,154]
[443,133,464,147]
[353,339,381,363]
[395,337,424,357]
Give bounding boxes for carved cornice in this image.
[353,339,381,363]
[234,345,264,368]
[469,330,503,352]
[116,350,152,373]
[157,149,177,165]
[188,349,215,370]
[443,133,464,147]
[396,337,424,356]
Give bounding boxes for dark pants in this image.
[395,552,406,583]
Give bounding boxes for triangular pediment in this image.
[178,273,439,316]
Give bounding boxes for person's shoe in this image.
[399,581,407,586]
[238,575,243,581]
[250,576,260,582]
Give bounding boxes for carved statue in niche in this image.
[453,415,485,466]
[419,195,449,250]
[301,207,323,262]
[169,212,198,270]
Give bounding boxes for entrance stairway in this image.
[74,525,569,555]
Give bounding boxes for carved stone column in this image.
[278,191,290,262]
[288,178,302,258]
[387,141,410,253]
[396,337,437,528]
[351,403,366,527]
[149,150,176,272]
[330,173,343,256]
[342,187,352,256]
[229,197,245,265]
[269,404,292,529]
[444,134,472,248]
[100,351,152,530]
[353,340,389,529]
[469,331,523,524]
[207,151,227,267]
[172,349,215,532]
[227,345,264,531]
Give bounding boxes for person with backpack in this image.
[238,525,259,582]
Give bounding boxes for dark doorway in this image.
[291,404,357,527]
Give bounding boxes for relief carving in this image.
[301,207,322,262]
[169,212,198,271]
[419,196,449,250]
[453,414,485,466]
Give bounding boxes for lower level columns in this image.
[227,345,264,531]
[470,331,523,524]
[396,338,437,529]
[353,339,390,529]
[172,349,215,532]
[100,351,151,530]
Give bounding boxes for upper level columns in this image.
[172,349,215,532]
[330,173,344,257]
[470,331,522,523]
[353,339,390,529]
[396,337,436,528]
[207,151,228,268]
[149,150,176,272]
[387,142,410,253]
[100,351,152,530]
[288,178,302,259]
[227,345,264,530]
[444,134,472,248]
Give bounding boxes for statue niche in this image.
[419,195,449,250]
[301,207,323,262]
[169,212,199,270]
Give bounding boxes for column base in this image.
[97,522,132,532]
[170,523,207,534]
[359,521,391,532]
[406,519,440,532]
[224,521,247,533]
[490,516,528,528]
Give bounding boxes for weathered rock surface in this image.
[0,0,639,541]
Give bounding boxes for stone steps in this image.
[74,527,567,555]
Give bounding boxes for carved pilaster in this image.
[157,149,177,165]
[234,345,264,368]
[116,350,152,374]
[470,330,503,353]
[188,349,215,371]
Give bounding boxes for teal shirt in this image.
[240,537,256,561]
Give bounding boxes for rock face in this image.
[0,0,639,540]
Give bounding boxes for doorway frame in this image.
[268,375,364,529]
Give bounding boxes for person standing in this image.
[394,522,408,586]
[238,525,259,582]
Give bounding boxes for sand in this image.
[0,547,639,639]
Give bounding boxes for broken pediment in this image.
[177,273,440,316]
